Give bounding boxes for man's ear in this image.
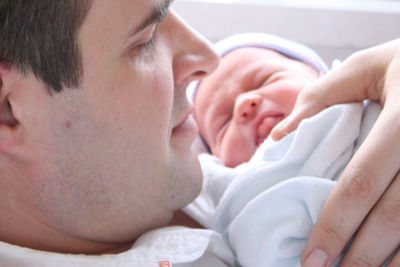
[0,64,20,154]
[0,96,18,127]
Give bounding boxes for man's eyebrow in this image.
[127,0,172,38]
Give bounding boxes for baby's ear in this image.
[0,64,20,154]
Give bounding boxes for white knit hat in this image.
[187,32,328,101]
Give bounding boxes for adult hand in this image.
[271,39,400,266]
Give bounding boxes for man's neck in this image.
[168,210,204,229]
[0,204,134,255]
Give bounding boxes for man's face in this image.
[195,47,318,167]
[21,0,218,244]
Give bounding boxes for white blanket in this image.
[185,101,381,266]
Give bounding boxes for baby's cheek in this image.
[274,83,303,112]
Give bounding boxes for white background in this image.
[173,0,400,63]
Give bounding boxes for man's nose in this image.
[165,12,220,86]
[233,93,262,124]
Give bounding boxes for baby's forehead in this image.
[195,46,303,99]
[195,46,301,110]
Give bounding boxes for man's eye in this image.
[128,24,158,57]
[135,37,156,52]
[127,35,157,61]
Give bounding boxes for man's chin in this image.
[187,156,203,200]
[167,138,204,210]
[182,152,203,205]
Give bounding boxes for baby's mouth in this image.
[255,115,284,146]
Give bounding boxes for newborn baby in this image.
[185,34,387,266]
[189,33,328,167]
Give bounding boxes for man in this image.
[0,0,232,265]
[0,0,399,266]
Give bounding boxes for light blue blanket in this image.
[185,101,381,266]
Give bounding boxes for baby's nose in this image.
[234,93,262,124]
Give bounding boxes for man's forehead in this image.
[79,0,171,44]
[83,0,169,24]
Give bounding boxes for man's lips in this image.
[253,113,284,146]
[172,112,198,136]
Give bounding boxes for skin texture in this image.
[0,0,219,254]
[195,47,319,167]
[271,39,400,266]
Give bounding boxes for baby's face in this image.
[194,47,319,167]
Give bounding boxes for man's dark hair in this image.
[0,0,92,92]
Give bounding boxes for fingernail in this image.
[270,128,283,141]
[304,249,328,267]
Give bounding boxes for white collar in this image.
[0,227,234,267]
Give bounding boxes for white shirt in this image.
[0,227,235,267]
